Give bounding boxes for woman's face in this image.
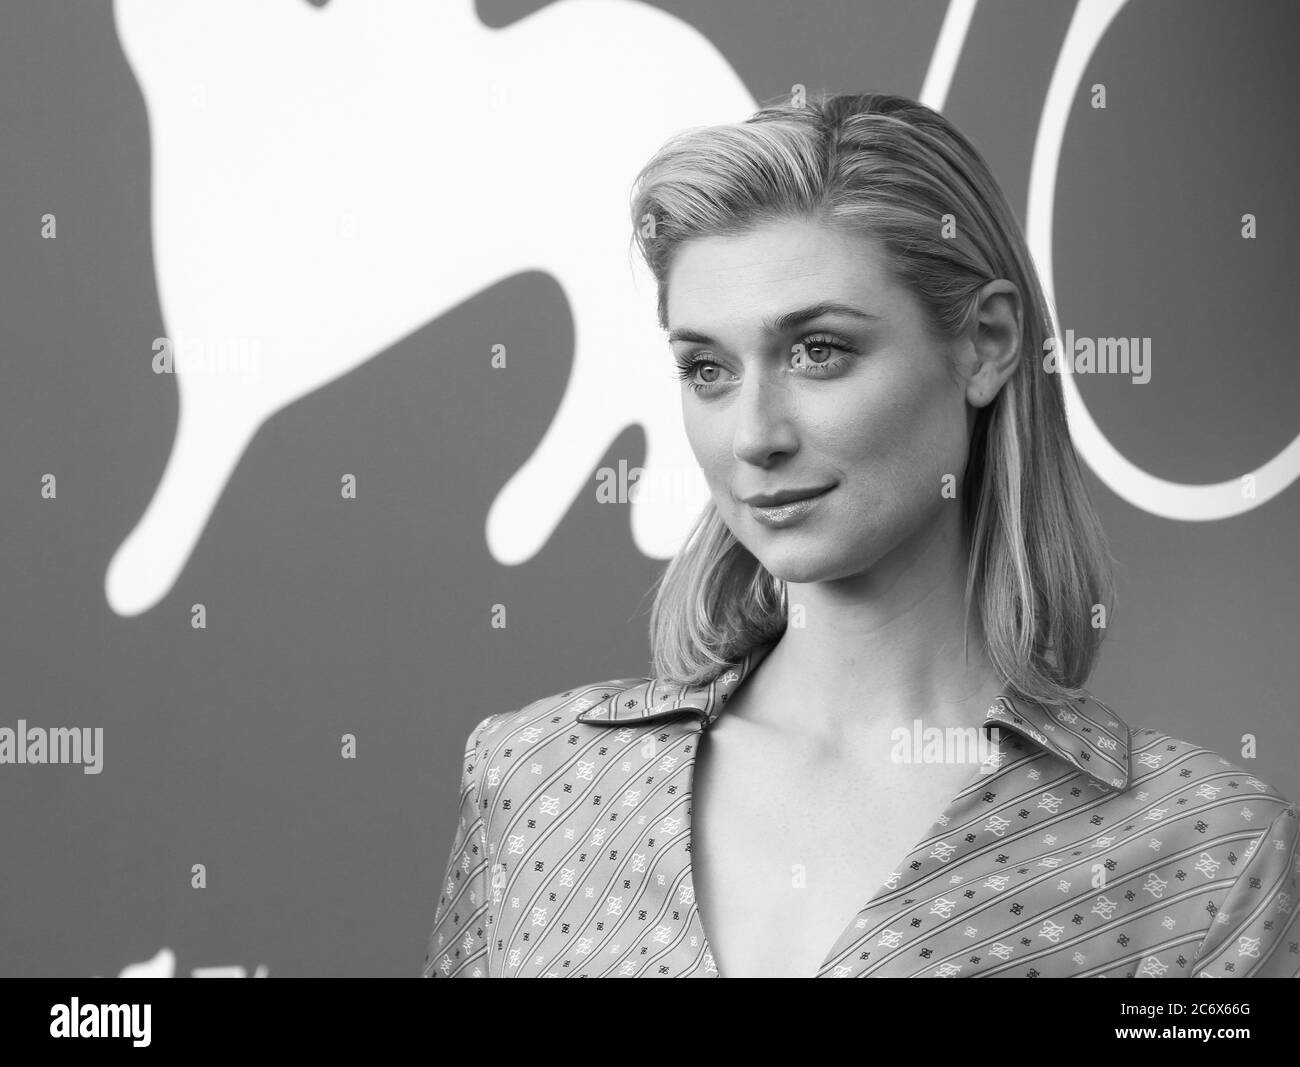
[665,215,985,586]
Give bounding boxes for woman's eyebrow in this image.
[666,301,881,343]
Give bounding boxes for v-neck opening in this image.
[679,724,995,978]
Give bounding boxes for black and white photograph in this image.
[2,0,1297,1044]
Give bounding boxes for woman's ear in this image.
[964,279,1022,408]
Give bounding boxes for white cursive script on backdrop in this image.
[1028,0,1300,520]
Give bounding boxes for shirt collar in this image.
[575,639,1131,792]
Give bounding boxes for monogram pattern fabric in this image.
[422,642,1299,977]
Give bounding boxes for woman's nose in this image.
[731,369,798,466]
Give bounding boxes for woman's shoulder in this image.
[1117,722,1299,977]
[1123,720,1294,811]
[460,673,649,759]
[447,674,652,827]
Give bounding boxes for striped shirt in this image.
[421,639,1300,977]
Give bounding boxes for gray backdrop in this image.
[1,0,1297,977]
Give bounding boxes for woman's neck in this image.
[739,535,1002,743]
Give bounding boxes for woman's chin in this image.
[753,553,838,586]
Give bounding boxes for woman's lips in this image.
[747,485,833,527]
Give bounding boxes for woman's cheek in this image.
[686,426,725,480]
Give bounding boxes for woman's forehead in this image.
[665,225,901,332]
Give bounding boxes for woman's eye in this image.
[790,335,855,372]
[673,334,856,394]
[793,342,832,366]
[673,356,724,392]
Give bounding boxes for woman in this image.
[421,91,1298,978]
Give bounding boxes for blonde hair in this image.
[629,91,1118,709]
